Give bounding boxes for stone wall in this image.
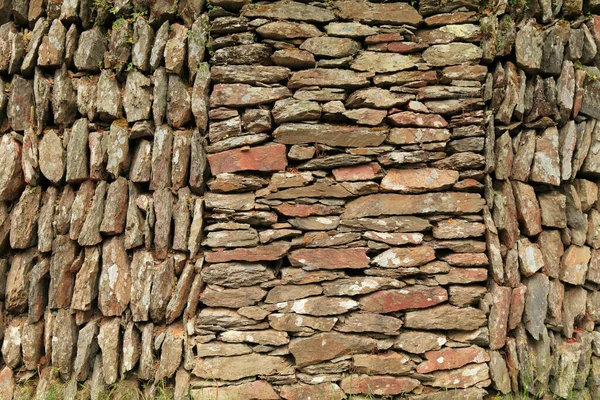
[0,0,599,398]
[482,1,600,398]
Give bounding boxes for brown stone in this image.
[340,375,419,396]
[288,248,369,270]
[208,144,287,175]
[289,332,376,367]
[342,192,485,219]
[210,84,291,108]
[371,245,436,268]
[333,0,422,25]
[280,382,345,400]
[205,242,291,263]
[388,111,448,128]
[381,168,459,193]
[353,352,414,375]
[359,286,447,313]
[192,353,293,381]
[417,346,489,373]
[405,304,487,331]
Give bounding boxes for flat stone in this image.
[200,285,266,308]
[417,345,489,374]
[208,143,287,175]
[342,192,485,219]
[325,22,378,37]
[394,331,446,354]
[388,111,447,128]
[272,98,321,124]
[422,43,483,66]
[359,286,447,313]
[288,69,371,89]
[193,381,279,400]
[280,382,345,400]
[433,219,484,239]
[381,168,458,193]
[346,88,412,109]
[300,37,360,58]
[193,353,293,381]
[269,313,336,332]
[205,242,291,263]
[404,304,487,331]
[288,248,369,270]
[333,0,422,25]
[271,49,315,69]
[274,123,387,147]
[211,84,291,107]
[219,329,289,346]
[351,51,415,73]
[429,363,489,389]
[289,332,376,367]
[342,375,421,396]
[211,65,290,84]
[371,245,436,268]
[242,1,335,22]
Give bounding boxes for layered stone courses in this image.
[1,0,600,398]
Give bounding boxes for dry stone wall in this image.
[482,1,600,399]
[0,0,599,398]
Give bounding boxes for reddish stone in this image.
[388,41,429,53]
[442,253,488,266]
[273,203,339,217]
[359,286,448,313]
[288,248,370,270]
[488,282,511,350]
[340,375,419,396]
[387,111,448,128]
[208,143,287,175]
[365,33,405,44]
[508,284,527,331]
[332,163,381,181]
[205,242,291,263]
[417,345,489,373]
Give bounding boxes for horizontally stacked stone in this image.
[483,0,600,398]
[192,0,494,398]
[0,0,495,398]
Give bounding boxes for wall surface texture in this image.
[1,0,600,398]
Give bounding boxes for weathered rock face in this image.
[1,0,597,398]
